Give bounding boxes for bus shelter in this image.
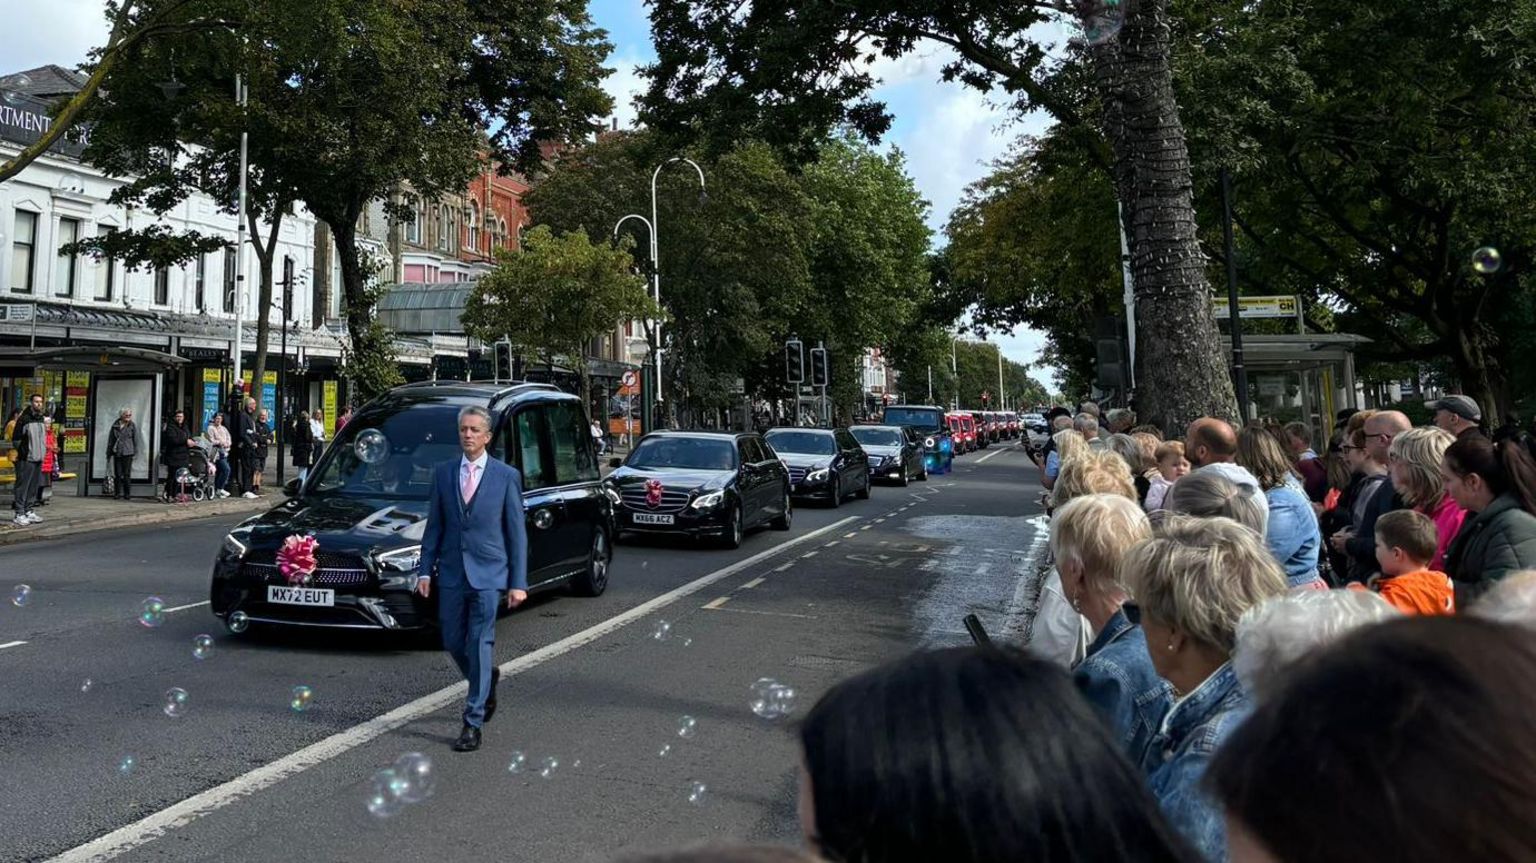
[1218,333,1369,444]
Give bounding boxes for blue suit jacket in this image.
[419,456,529,592]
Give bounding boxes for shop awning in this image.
[0,345,187,374]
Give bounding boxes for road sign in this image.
[1213,295,1299,319]
[621,370,638,388]
[0,304,35,323]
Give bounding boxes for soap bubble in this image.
[366,767,408,818]
[393,752,434,803]
[680,637,693,647]
[192,634,214,660]
[228,611,249,633]
[538,757,559,779]
[139,597,166,628]
[677,715,697,739]
[749,678,798,720]
[290,685,313,712]
[658,743,672,758]
[652,620,673,641]
[10,584,31,607]
[687,781,708,805]
[355,429,390,465]
[1472,246,1502,274]
[118,755,137,775]
[163,687,189,718]
[81,678,94,694]
[507,751,527,773]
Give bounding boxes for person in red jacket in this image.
[35,415,59,508]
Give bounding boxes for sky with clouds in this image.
[3,0,1062,387]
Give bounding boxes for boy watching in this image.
[1369,510,1454,614]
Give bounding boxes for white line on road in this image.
[843,532,857,538]
[875,518,887,524]
[704,606,818,620]
[163,601,210,615]
[702,596,731,610]
[800,550,819,559]
[741,577,766,589]
[47,515,863,863]
[0,640,27,650]
[976,448,1008,464]
[772,563,794,572]
[884,511,898,517]
[860,524,873,530]
[822,540,839,548]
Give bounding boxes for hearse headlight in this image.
[376,545,423,572]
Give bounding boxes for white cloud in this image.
[0,0,109,75]
[601,50,648,131]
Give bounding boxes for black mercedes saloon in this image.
[208,382,615,633]
[606,430,792,548]
[763,427,872,506]
[850,424,928,486]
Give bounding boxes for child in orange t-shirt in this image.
[1367,509,1455,615]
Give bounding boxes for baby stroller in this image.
[184,438,219,502]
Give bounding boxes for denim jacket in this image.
[1264,483,1322,587]
[1073,610,1173,767]
[1142,662,1249,863]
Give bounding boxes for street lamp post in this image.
[997,345,1005,413]
[232,73,249,387]
[613,213,655,433]
[615,156,707,432]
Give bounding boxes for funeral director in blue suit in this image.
[417,405,529,753]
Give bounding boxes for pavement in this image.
[0,487,273,547]
[0,442,1048,863]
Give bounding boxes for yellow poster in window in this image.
[323,381,338,436]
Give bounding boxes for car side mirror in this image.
[283,477,302,498]
[608,457,623,469]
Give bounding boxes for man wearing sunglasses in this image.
[1331,411,1412,583]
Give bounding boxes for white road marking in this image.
[702,596,731,610]
[884,511,899,517]
[875,518,887,524]
[47,515,862,863]
[843,532,857,538]
[860,524,873,530]
[741,577,766,589]
[800,550,819,559]
[704,606,818,620]
[772,562,794,572]
[0,640,27,650]
[822,540,839,548]
[976,448,1008,464]
[163,601,210,615]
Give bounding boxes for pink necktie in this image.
[461,463,478,504]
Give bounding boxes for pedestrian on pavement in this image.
[1284,421,1329,502]
[3,407,18,441]
[107,407,139,500]
[416,405,529,753]
[1144,440,1188,513]
[1441,435,1536,606]
[1106,407,1137,435]
[1041,425,1088,492]
[1387,426,1464,570]
[1236,427,1324,589]
[231,396,257,496]
[1165,471,1267,538]
[1075,412,1105,450]
[1120,514,1287,861]
[1107,433,1152,505]
[10,393,47,526]
[1432,394,1486,441]
[590,418,606,455]
[336,405,352,432]
[309,409,327,456]
[205,412,232,498]
[1210,616,1536,863]
[160,410,192,501]
[290,410,315,482]
[251,409,272,494]
[1054,494,1166,767]
[1231,589,1399,700]
[1332,411,1411,584]
[1185,418,1270,535]
[35,415,58,508]
[799,647,1194,863]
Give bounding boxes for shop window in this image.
[94,226,117,301]
[154,266,170,306]
[194,253,206,312]
[54,217,79,298]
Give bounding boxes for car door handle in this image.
[532,508,555,530]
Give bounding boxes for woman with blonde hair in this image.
[1043,427,1090,492]
[1120,515,1288,860]
[1054,494,1167,766]
[1052,448,1135,509]
[1388,426,1464,570]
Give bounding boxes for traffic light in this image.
[785,338,805,384]
[810,346,829,388]
[493,340,513,381]
[1094,316,1130,392]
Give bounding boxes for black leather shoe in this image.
[452,724,481,752]
[484,668,501,724]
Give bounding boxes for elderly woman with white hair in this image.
[1054,494,1167,766]
[1233,589,1400,700]
[1164,470,1267,537]
[1120,515,1288,861]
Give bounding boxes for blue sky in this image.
[8,0,1062,387]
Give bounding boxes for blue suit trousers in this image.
[438,585,500,728]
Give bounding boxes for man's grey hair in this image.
[1074,412,1100,436]
[457,405,493,431]
[1106,433,1145,473]
[1234,589,1400,698]
[1051,414,1074,432]
[1107,408,1136,428]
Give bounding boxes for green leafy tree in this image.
[463,227,658,407]
[639,0,1240,428]
[74,0,614,400]
[1174,0,1536,420]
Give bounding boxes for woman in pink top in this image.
[1389,427,1466,570]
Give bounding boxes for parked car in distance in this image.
[850,424,927,486]
[947,411,975,454]
[883,404,955,473]
[209,381,615,634]
[764,427,871,506]
[606,430,790,549]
